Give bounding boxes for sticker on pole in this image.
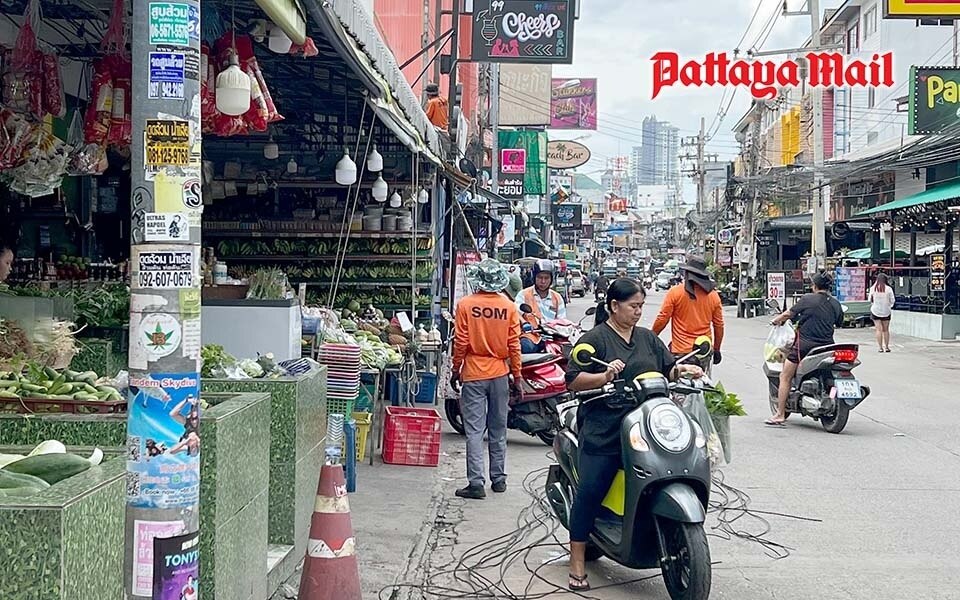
[145,119,191,168]
[148,2,198,47]
[132,520,186,596]
[153,531,199,600]
[137,313,183,361]
[126,372,201,509]
[145,212,189,242]
[148,52,186,99]
[135,248,197,290]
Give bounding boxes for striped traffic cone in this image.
[297,463,362,600]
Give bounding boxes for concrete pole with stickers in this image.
[124,0,204,597]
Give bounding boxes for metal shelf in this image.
[221,254,433,261]
[203,230,432,239]
[293,280,432,288]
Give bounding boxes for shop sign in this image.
[471,0,576,64]
[546,140,591,169]
[126,372,201,509]
[148,3,199,47]
[135,248,197,290]
[552,203,582,231]
[145,212,190,242]
[931,252,946,291]
[501,148,527,173]
[148,52,185,99]
[499,178,525,198]
[499,64,552,126]
[909,66,960,134]
[885,0,960,19]
[767,272,785,301]
[145,119,191,167]
[498,130,548,196]
[153,531,199,600]
[835,267,867,301]
[550,78,597,130]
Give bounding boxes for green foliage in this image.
[704,382,747,417]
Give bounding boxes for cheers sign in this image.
[472,0,575,64]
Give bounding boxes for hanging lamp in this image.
[366,143,383,172]
[417,187,429,204]
[389,190,402,208]
[287,157,298,174]
[372,175,388,202]
[216,6,251,116]
[336,149,358,185]
[263,134,279,160]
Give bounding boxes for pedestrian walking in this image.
[869,272,896,352]
[451,259,523,499]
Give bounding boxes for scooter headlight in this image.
[628,423,650,452]
[647,404,692,453]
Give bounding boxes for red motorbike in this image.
[443,307,592,446]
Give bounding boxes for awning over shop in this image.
[763,212,871,231]
[305,0,442,161]
[843,248,910,260]
[854,180,960,216]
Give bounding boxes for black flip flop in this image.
[568,573,590,591]
[764,419,786,427]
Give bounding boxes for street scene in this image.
[3,0,960,599]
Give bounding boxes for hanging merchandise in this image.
[5,124,71,197]
[82,61,114,145]
[0,108,32,170]
[209,31,283,136]
[288,37,319,58]
[41,53,66,119]
[82,0,130,147]
[3,0,43,119]
[67,108,107,175]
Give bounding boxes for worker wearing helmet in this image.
[516,259,567,354]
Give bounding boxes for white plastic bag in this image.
[763,323,795,363]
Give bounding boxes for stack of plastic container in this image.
[318,343,361,417]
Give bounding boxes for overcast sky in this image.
[550,0,821,202]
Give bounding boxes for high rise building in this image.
[636,116,679,187]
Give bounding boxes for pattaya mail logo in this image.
[650,51,894,100]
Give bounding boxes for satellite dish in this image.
[459,158,478,178]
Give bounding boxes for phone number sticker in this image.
[135,248,198,290]
[145,119,191,168]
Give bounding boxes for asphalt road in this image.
[406,288,960,600]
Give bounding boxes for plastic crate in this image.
[327,398,355,419]
[382,406,442,467]
[415,373,437,404]
[341,411,372,462]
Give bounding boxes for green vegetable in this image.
[3,452,95,484]
[0,470,51,490]
[704,383,747,417]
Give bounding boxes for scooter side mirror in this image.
[767,299,781,312]
[571,343,597,367]
[585,306,597,316]
[693,335,712,358]
[519,303,534,315]
[440,310,453,322]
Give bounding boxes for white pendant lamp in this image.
[287,157,297,174]
[366,144,383,172]
[335,149,358,186]
[372,175,388,202]
[263,135,279,160]
[417,187,429,204]
[389,190,402,208]
[215,52,251,116]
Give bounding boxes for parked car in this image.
[569,270,586,297]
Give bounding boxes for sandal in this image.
[764,418,786,427]
[568,573,590,591]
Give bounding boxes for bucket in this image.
[397,217,413,231]
[350,215,364,232]
[364,205,384,218]
[363,215,382,231]
[382,214,398,231]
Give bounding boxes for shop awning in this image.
[854,180,960,216]
[305,0,442,162]
[843,248,910,260]
[763,212,871,231]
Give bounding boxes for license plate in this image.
[556,399,579,415]
[835,379,860,399]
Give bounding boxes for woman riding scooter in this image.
[564,278,704,591]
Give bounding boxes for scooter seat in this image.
[522,353,558,367]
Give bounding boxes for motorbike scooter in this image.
[762,300,871,433]
[546,338,716,600]
[442,309,593,445]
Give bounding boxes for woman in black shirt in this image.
[564,278,704,591]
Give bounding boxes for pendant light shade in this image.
[268,25,293,54]
[372,175,388,202]
[335,149,358,186]
[215,52,251,116]
[417,187,429,204]
[263,136,279,160]
[389,190,402,208]
[366,144,383,172]
[287,157,297,174]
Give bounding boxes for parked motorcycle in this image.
[442,308,593,446]
[762,301,871,433]
[546,338,716,600]
[643,275,653,290]
[718,282,738,306]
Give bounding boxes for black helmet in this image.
[531,259,555,283]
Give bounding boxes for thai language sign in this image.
[471,0,575,64]
[550,78,597,129]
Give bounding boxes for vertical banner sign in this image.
[129,0,202,597]
[550,78,597,130]
[471,0,576,64]
[498,130,548,198]
[931,253,946,292]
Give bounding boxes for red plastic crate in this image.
[382,406,442,467]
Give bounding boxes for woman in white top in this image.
[868,272,896,352]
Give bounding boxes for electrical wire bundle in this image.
[380,457,822,599]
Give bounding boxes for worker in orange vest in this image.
[515,259,567,354]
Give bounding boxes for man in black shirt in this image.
[766,273,844,425]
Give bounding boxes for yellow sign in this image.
[885,0,960,18]
[154,171,202,228]
[144,119,190,167]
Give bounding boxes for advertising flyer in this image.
[133,519,185,596]
[153,531,200,600]
[126,372,201,508]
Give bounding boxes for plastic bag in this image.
[106,57,132,146]
[763,322,795,363]
[42,53,66,118]
[677,391,724,471]
[5,0,43,118]
[67,108,107,175]
[83,60,114,144]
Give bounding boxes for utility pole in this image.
[680,119,707,250]
[808,0,827,270]
[447,0,461,130]
[491,63,500,195]
[434,0,443,84]
[126,0,203,597]
[738,101,764,316]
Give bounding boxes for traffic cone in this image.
[297,463,362,600]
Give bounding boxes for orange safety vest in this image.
[521,287,560,345]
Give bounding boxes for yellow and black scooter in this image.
[546,337,715,600]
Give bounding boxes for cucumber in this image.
[2,453,93,485]
[0,380,20,388]
[63,369,81,380]
[82,384,99,395]
[19,383,46,393]
[0,390,18,399]
[0,470,51,490]
[43,366,59,380]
